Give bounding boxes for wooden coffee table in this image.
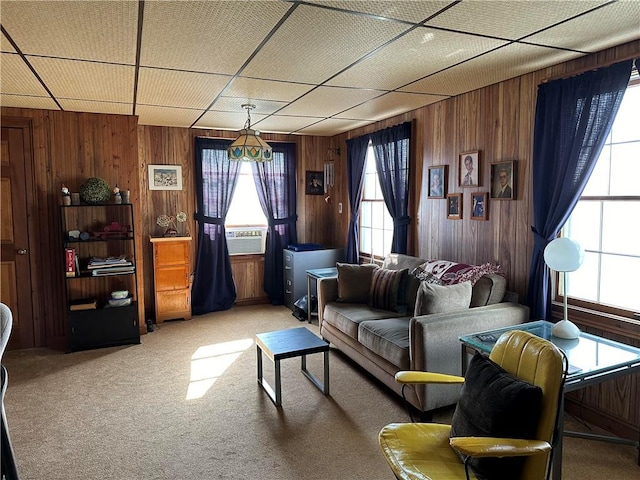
[255,327,330,407]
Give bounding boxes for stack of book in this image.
[69,298,98,311]
[87,255,135,276]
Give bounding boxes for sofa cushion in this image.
[450,352,543,480]
[358,318,411,369]
[368,268,408,314]
[414,281,472,316]
[336,263,379,303]
[471,274,507,307]
[382,254,427,313]
[323,302,400,340]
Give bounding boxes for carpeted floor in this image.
[2,304,638,479]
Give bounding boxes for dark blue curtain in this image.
[345,135,370,264]
[527,59,633,320]
[252,143,297,304]
[192,137,241,314]
[370,121,411,254]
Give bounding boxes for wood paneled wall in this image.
[328,40,640,304]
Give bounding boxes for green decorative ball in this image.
[79,177,111,204]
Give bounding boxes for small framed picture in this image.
[148,165,182,191]
[305,170,324,195]
[446,193,462,220]
[490,160,516,200]
[471,192,489,220]
[428,165,447,198]
[459,151,480,187]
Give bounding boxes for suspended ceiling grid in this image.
[1,0,639,136]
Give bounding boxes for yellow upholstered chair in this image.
[379,330,566,480]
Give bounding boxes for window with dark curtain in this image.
[252,143,298,304]
[191,137,240,314]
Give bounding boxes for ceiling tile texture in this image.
[1,0,638,136]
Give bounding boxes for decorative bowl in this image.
[79,177,111,204]
[108,296,132,307]
[111,290,129,299]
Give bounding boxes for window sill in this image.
[551,301,640,341]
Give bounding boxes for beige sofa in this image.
[317,254,529,415]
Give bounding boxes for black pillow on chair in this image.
[450,352,543,480]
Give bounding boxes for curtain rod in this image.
[542,54,637,83]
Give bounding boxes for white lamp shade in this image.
[543,237,584,272]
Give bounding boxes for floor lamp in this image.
[543,237,585,339]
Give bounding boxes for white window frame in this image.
[561,75,640,318]
[359,144,393,262]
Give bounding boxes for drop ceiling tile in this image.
[336,92,447,121]
[241,3,410,84]
[426,0,606,41]
[213,97,287,116]
[141,1,290,74]
[0,94,59,110]
[401,43,584,97]
[58,100,132,116]
[304,1,454,23]
[136,105,203,128]
[195,110,269,131]
[276,86,384,117]
[524,2,640,52]
[29,57,134,103]
[0,0,137,63]
[225,77,315,103]
[0,54,50,96]
[137,68,230,110]
[250,115,327,135]
[297,117,374,136]
[327,27,507,90]
[1,33,17,53]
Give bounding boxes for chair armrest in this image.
[395,371,465,384]
[317,277,339,331]
[450,437,551,458]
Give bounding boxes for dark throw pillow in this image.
[450,353,543,480]
[368,268,408,314]
[336,263,379,303]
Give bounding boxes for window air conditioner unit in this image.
[226,227,267,255]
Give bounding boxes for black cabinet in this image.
[61,203,140,352]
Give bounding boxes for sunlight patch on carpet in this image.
[186,338,254,400]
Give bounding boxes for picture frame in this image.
[427,165,447,198]
[471,192,489,220]
[459,151,480,187]
[148,165,182,191]
[446,193,462,220]
[305,170,324,195]
[490,160,516,200]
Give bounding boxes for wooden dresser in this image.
[150,236,192,324]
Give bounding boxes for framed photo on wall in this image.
[490,160,516,200]
[446,193,462,220]
[148,165,183,191]
[305,170,324,195]
[428,165,447,198]
[459,151,480,187]
[471,192,488,220]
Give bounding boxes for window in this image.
[359,144,393,260]
[225,162,267,227]
[562,77,640,315]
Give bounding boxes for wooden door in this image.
[1,122,35,350]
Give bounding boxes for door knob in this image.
[17,249,27,255]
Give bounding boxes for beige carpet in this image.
[2,305,638,480]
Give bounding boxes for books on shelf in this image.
[65,248,76,277]
[92,266,135,276]
[69,298,98,311]
[86,255,134,275]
